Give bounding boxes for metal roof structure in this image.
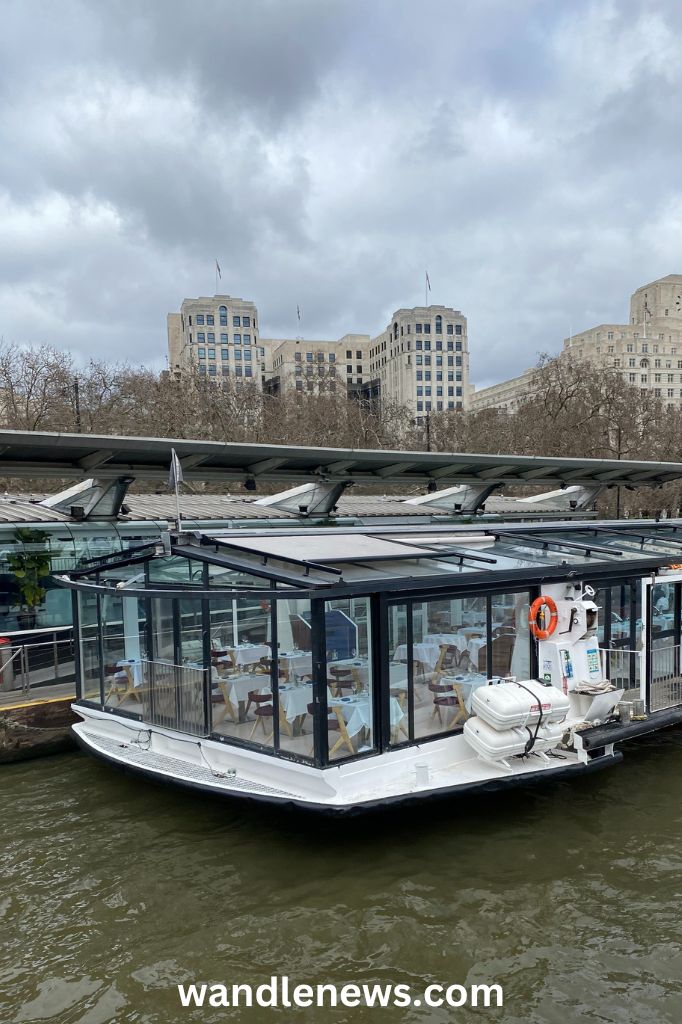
[1,428,682,489]
[0,491,580,528]
[61,518,682,598]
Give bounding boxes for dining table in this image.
[437,673,506,712]
[392,641,444,670]
[277,650,313,681]
[216,642,271,670]
[328,693,406,743]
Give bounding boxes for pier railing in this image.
[0,630,76,699]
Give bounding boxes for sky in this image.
[1,0,682,387]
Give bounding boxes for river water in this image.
[2,734,682,1024]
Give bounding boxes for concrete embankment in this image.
[0,696,78,763]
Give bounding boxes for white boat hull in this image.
[72,705,620,814]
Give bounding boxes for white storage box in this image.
[463,716,566,765]
[471,679,569,730]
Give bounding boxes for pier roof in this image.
[0,429,682,490]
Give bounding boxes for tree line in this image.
[0,341,677,516]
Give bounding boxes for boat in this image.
[57,509,682,814]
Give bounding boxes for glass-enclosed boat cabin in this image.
[61,518,682,777]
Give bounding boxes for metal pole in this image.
[73,377,82,433]
[616,424,622,519]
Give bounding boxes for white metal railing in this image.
[599,646,641,697]
[600,643,682,713]
[141,659,208,737]
[649,643,682,712]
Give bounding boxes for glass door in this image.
[644,575,682,712]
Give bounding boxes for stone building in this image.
[167,295,266,385]
[168,296,470,420]
[264,334,371,396]
[368,305,471,423]
[562,274,682,409]
[470,367,540,412]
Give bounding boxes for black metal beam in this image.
[203,536,343,576]
[489,529,623,557]
[316,546,497,566]
[68,549,158,577]
[172,544,334,588]
[589,527,682,551]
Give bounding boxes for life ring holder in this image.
[528,595,559,640]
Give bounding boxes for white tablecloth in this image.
[278,683,313,721]
[329,695,404,738]
[423,633,459,646]
[278,651,313,680]
[227,673,270,704]
[116,659,144,686]
[393,642,443,668]
[218,643,270,667]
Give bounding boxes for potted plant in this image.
[7,528,53,630]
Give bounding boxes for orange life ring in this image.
[528,595,558,640]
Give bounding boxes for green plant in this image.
[7,528,53,611]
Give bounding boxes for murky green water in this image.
[2,735,682,1024]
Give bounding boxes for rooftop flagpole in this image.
[425,270,431,307]
[215,258,222,294]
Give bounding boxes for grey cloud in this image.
[2,0,682,386]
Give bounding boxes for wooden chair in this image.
[433,682,468,729]
[432,644,461,679]
[214,650,236,676]
[249,695,274,739]
[306,701,355,757]
[105,664,147,707]
[212,676,238,725]
[246,689,292,738]
[479,633,516,678]
[328,665,358,696]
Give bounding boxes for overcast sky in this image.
[1,0,681,386]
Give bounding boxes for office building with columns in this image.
[167,296,471,418]
[561,274,682,408]
[468,275,682,413]
[167,295,266,384]
[368,305,471,423]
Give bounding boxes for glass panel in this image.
[406,595,489,741]
[151,596,175,662]
[78,591,101,703]
[491,592,530,681]
[608,583,640,700]
[209,596,273,751]
[649,579,680,710]
[652,581,676,640]
[178,597,204,667]
[387,603,410,746]
[277,598,314,760]
[103,595,147,713]
[326,597,377,761]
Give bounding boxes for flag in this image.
[297,304,301,323]
[215,259,221,279]
[168,448,184,491]
[425,271,431,291]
